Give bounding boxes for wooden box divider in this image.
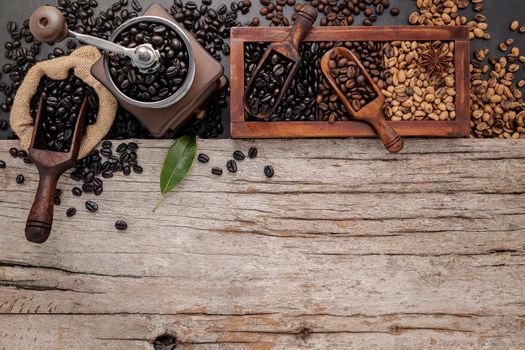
[230,26,470,139]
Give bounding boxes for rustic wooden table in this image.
[0,138,524,349]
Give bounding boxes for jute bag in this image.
[10,46,118,159]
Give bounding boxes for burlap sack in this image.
[11,45,118,159]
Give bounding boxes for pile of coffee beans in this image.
[327,50,376,112]
[259,0,296,27]
[317,41,386,121]
[245,42,318,121]
[306,0,399,26]
[245,50,296,118]
[30,71,99,152]
[108,21,190,103]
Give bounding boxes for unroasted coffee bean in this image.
[85,200,99,212]
[226,159,238,173]
[0,160,5,168]
[248,147,258,158]
[115,220,128,231]
[66,207,77,217]
[72,187,82,197]
[233,150,245,161]
[212,167,223,176]
[16,174,24,184]
[264,165,274,178]
[198,153,210,163]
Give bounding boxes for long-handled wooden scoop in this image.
[321,47,404,153]
[25,94,88,244]
[244,5,318,119]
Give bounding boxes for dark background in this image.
[0,0,524,139]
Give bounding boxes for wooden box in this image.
[230,26,470,138]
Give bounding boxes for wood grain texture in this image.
[230,26,470,138]
[0,139,524,350]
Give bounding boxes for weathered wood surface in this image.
[0,139,524,350]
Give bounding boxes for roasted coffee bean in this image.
[0,119,8,130]
[390,8,400,16]
[102,170,114,178]
[29,70,99,152]
[123,165,131,176]
[248,147,258,158]
[127,142,138,150]
[245,42,318,122]
[115,220,128,230]
[72,187,83,197]
[131,0,142,11]
[226,159,238,173]
[116,143,128,153]
[9,147,18,158]
[264,165,274,178]
[85,200,99,213]
[94,186,103,196]
[66,207,77,217]
[23,157,33,164]
[108,20,190,102]
[211,167,223,176]
[132,164,143,174]
[102,140,112,149]
[233,150,245,161]
[0,160,5,168]
[16,174,25,184]
[198,153,210,163]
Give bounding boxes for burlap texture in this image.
[11,46,117,159]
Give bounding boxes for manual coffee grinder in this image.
[29,3,226,137]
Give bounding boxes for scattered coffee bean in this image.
[72,187,83,197]
[226,159,238,173]
[16,174,24,184]
[115,220,128,231]
[0,119,8,130]
[85,200,99,213]
[9,147,18,158]
[198,153,210,163]
[248,147,258,158]
[233,150,245,161]
[66,207,77,217]
[390,8,400,16]
[0,160,5,168]
[212,167,223,176]
[264,165,274,178]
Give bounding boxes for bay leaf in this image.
[154,135,196,211]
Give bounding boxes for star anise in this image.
[418,43,452,78]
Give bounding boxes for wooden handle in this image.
[371,117,404,154]
[29,6,69,43]
[290,5,318,48]
[25,169,60,244]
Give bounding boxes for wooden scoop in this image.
[244,5,318,120]
[25,95,88,244]
[321,47,404,153]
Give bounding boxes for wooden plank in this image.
[0,139,524,349]
[230,26,470,139]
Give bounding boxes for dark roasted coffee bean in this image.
[9,147,18,158]
[6,21,17,33]
[16,174,25,184]
[131,0,142,11]
[131,164,142,174]
[102,170,114,178]
[85,200,99,212]
[102,140,113,149]
[390,8,400,16]
[66,207,77,217]
[226,159,238,173]
[72,187,83,197]
[0,160,5,168]
[54,196,61,206]
[123,165,131,176]
[0,119,8,131]
[211,167,223,176]
[116,143,128,153]
[264,165,274,178]
[94,186,103,196]
[198,153,210,163]
[233,150,245,161]
[127,142,138,150]
[115,220,128,231]
[248,147,258,158]
[101,148,112,157]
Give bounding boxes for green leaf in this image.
[154,135,196,211]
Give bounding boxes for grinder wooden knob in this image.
[29,6,69,43]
